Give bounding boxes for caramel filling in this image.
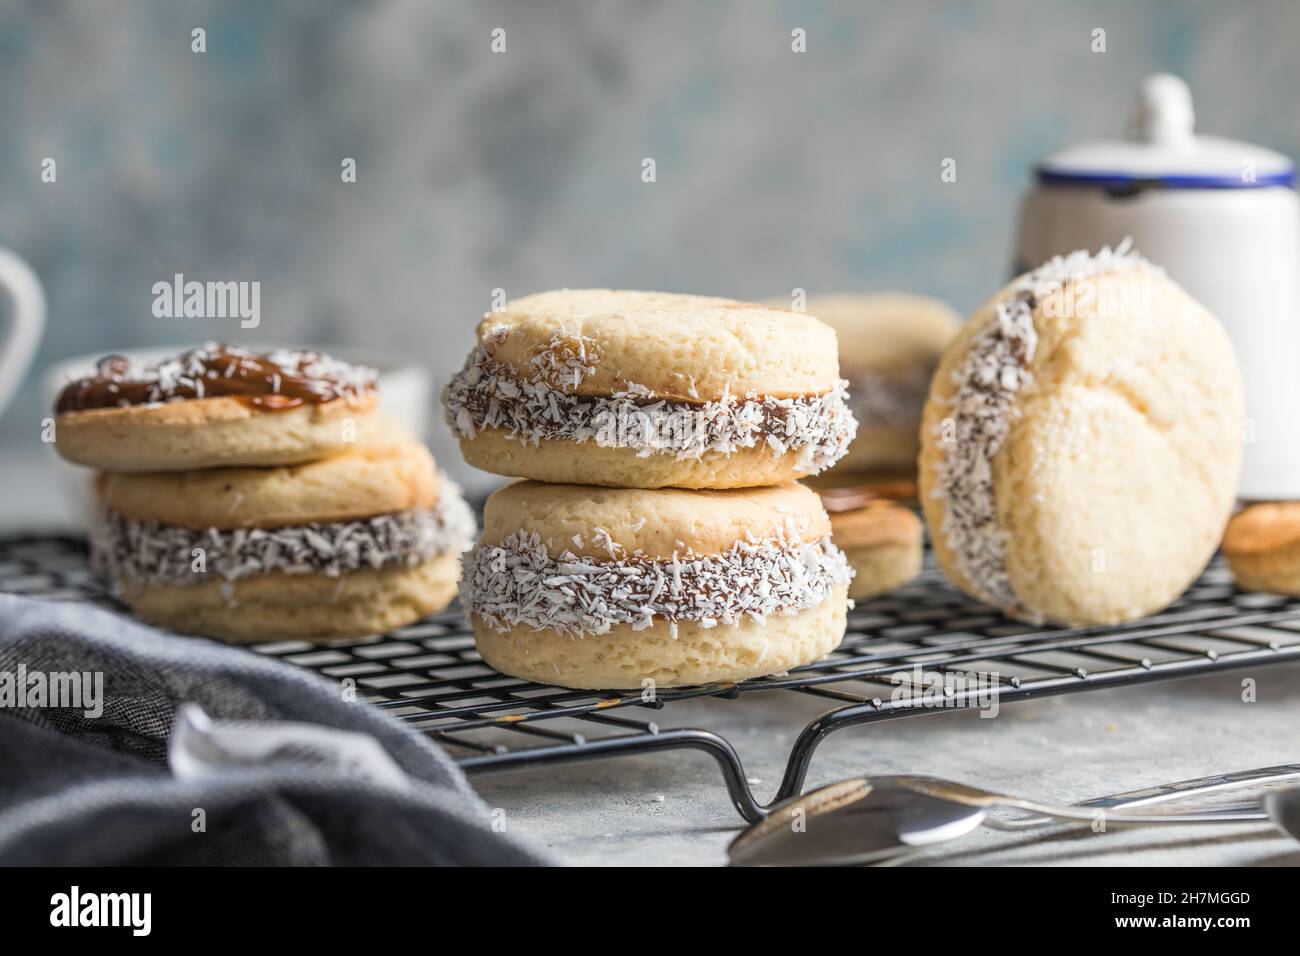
[56,343,377,413]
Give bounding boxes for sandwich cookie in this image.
[463,480,853,689]
[91,437,474,641]
[444,290,857,489]
[54,343,379,471]
[827,499,923,600]
[919,242,1243,625]
[1222,503,1300,595]
[797,294,959,474]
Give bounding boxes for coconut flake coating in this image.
[931,240,1149,619]
[92,484,475,587]
[463,525,853,638]
[443,329,857,474]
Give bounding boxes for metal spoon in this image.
[1265,788,1300,842]
[891,775,1267,827]
[729,769,1291,867]
[728,777,986,867]
[1000,762,1300,830]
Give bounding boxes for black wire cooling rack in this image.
[5,531,1300,823]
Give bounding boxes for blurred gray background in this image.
[2,0,1299,503]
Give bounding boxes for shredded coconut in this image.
[462,523,853,637]
[92,477,475,588]
[444,328,857,473]
[527,330,600,390]
[931,240,1148,618]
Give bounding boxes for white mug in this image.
[0,248,46,418]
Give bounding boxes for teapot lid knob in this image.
[1134,73,1195,147]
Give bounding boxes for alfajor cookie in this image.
[443,290,857,489]
[55,344,379,472]
[828,499,923,600]
[795,294,960,474]
[462,480,852,689]
[1222,503,1300,595]
[91,437,474,642]
[919,242,1242,626]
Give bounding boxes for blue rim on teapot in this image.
[1034,74,1295,191]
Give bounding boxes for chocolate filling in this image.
[56,343,377,413]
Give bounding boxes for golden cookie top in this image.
[477,289,841,402]
[97,435,439,530]
[481,480,831,560]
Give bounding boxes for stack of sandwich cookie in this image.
[54,344,473,641]
[450,289,864,689]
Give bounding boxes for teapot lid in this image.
[1036,74,1294,189]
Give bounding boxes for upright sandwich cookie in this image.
[55,343,379,471]
[799,293,959,474]
[463,480,852,688]
[91,436,474,641]
[919,242,1242,625]
[444,290,857,489]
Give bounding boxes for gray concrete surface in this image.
[471,664,1300,866]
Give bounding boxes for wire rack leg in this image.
[459,727,769,824]
[773,703,899,805]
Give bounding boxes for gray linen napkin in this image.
[0,594,550,866]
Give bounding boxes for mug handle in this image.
[0,248,46,419]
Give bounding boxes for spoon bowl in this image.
[1264,788,1300,841]
[727,777,986,867]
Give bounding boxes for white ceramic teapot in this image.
[1015,73,1300,501]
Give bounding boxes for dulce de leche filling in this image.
[56,343,378,414]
